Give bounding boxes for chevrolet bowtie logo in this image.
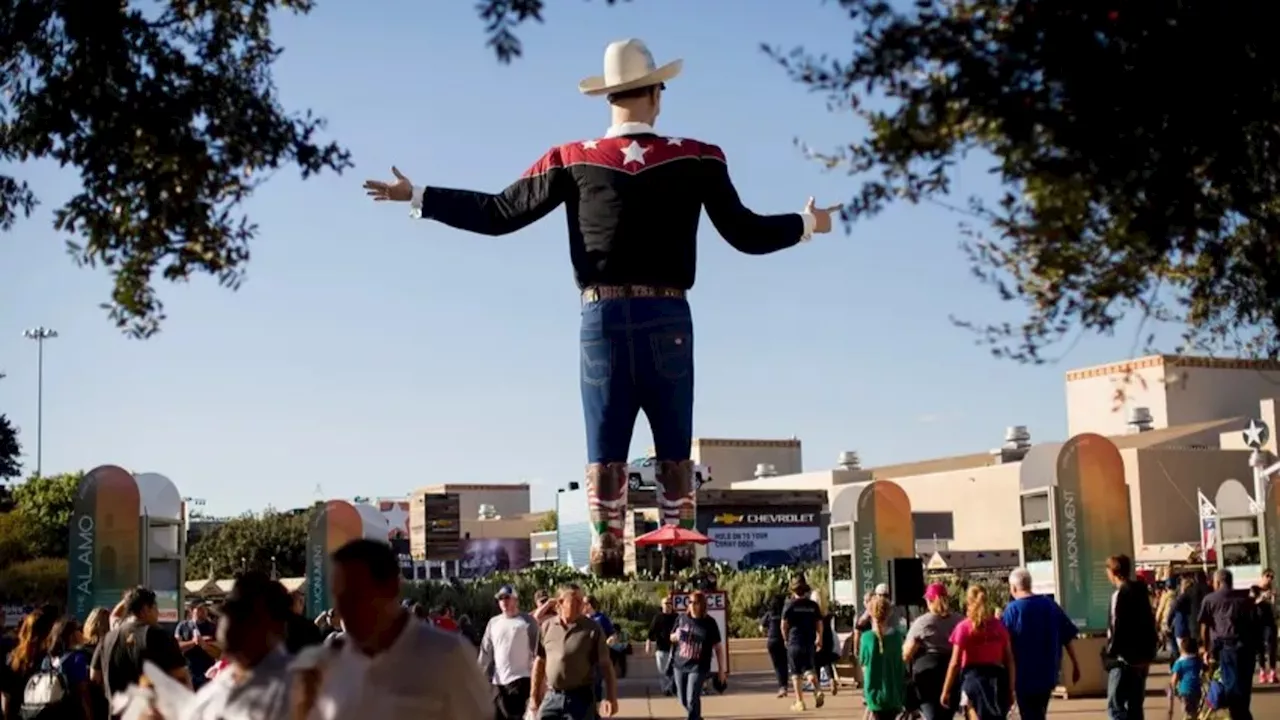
[714,513,743,525]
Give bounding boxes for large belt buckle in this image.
[582,287,601,304]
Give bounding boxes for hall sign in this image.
[710,511,818,526]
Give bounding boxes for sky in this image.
[0,0,1176,517]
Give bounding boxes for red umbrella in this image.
[634,525,713,547]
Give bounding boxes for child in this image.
[859,595,906,720]
[1170,637,1204,719]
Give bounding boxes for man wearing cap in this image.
[364,39,841,580]
[479,585,541,720]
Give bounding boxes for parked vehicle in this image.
[625,456,712,492]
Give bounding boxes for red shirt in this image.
[432,616,459,632]
[949,617,1009,667]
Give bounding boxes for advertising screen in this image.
[702,508,822,570]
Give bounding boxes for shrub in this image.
[0,557,68,604]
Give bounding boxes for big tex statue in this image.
[364,40,839,578]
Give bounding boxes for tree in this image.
[1,1,351,338]
[185,508,312,580]
[477,1,1280,361]
[535,509,558,533]
[0,415,20,483]
[10,472,82,559]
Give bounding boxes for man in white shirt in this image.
[293,539,491,720]
[478,585,540,719]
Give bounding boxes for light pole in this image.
[21,327,58,477]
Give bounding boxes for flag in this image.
[1198,490,1218,563]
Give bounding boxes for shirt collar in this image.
[342,611,416,660]
[605,122,656,138]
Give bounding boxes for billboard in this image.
[411,492,461,561]
[458,538,532,578]
[702,507,821,570]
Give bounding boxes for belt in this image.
[581,285,686,304]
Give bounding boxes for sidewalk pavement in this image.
[616,670,1280,719]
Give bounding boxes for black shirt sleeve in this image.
[143,626,187,673]
[706,618,722,647]
[419,148,566,236]
[699,143,805,255]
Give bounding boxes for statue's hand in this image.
[805,197,843,234]
[363,166,414,202]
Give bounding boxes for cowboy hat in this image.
[579,39,682,97]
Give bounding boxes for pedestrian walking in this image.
[1002,567,1082,720]
[941,585,1014,720]
[647,596,679,696]
[1104,554,1157,720]
[781,576,823,712]
[903,583,962,720]
[860,594,906,720]
[478,585,540,720]
[668,591,725,720]
[1198,568,1257,720]
[529,583,618,720]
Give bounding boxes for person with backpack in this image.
[0,608,56,720]
[20,617,92,720]
[88,587,189,706]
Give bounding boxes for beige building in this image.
[734,355,1280,564]
[688,437,803,485]
[414,482,531,521]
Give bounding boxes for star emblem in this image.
[667,137,684,146]
[621,140,649,165]
[380,504,410,537]
[582,140,599,150]
[1243,419,1270,448]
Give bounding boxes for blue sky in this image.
[0,0,1172,516]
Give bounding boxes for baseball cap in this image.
[924,583,948,602]
[874,583,890,596]
[495,584,518,600]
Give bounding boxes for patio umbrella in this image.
[634,525,712,578]
[634,525,713,547]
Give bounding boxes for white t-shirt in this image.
[479,613,537,685]
[302,615,490,720]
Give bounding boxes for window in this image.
[1022,528,1052,563]
[912,512,954,540]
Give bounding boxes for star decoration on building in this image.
[381,504,410,536]
[1243,418,1270,448]
[621,140,649,165]
[582,140,599,150]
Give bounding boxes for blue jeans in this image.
[1106,664,1148,720]
[539,688,598,720]
[580,296,694,463]
[673,667,705,720]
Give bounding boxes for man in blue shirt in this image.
[1002,568,1083,720]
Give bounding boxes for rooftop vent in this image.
[837,451,861,470]
[1127,406,1154,433]
[477,503,501,520]
[992,426,1032,463]
[754,463,778,478]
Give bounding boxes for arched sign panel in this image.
[853,481,914,599]
[305,500,377,618]
[67,466,142,622]
[1054,434,1132,631]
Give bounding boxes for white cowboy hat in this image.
[579,39,682,97]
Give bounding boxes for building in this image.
[734,355,1280,569]
[688,437,803,484]
[414,483,531,520]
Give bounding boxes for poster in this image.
[703,508,821,569]
[855,482,914,599]
[1054,433,1132,631]
[458,538,532,578]
[67,465,142,622]
[670,590,729,673]
[1264,473,1280,572]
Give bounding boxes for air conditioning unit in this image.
[1127,407,1154,433]
[992,426,1032,463]
[837,451,861,470]
[754,463,778,478]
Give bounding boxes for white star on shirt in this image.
[667,138,684,146]
[582,140,599,150]
[621,141,649,165]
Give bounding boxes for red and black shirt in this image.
[414,125,806,290]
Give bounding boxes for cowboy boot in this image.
[586,462,628,578]
[657,459,698,570]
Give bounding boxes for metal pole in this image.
[35,335,43,477]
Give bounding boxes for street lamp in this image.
[21,327,58,477]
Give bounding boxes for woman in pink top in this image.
[941,586,1016,720]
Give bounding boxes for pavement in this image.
[613,669,1280,719]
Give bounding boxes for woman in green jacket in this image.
[860,594,907,719]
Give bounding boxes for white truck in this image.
[625,456,712,492]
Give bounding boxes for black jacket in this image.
[418,131,806,290]
[1105,580,1157,665]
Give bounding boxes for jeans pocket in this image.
[650,330,692,381]
[581,339,613,387]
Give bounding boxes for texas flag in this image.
[1198,491,1218,563]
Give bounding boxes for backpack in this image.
[19,654,74,719]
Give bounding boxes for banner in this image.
[67,466,142,622]
[458,538,532,578]
[703,507,821,569]
[305,500,364,618]
[854,482,915,599]
[1054,433,1132,631]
